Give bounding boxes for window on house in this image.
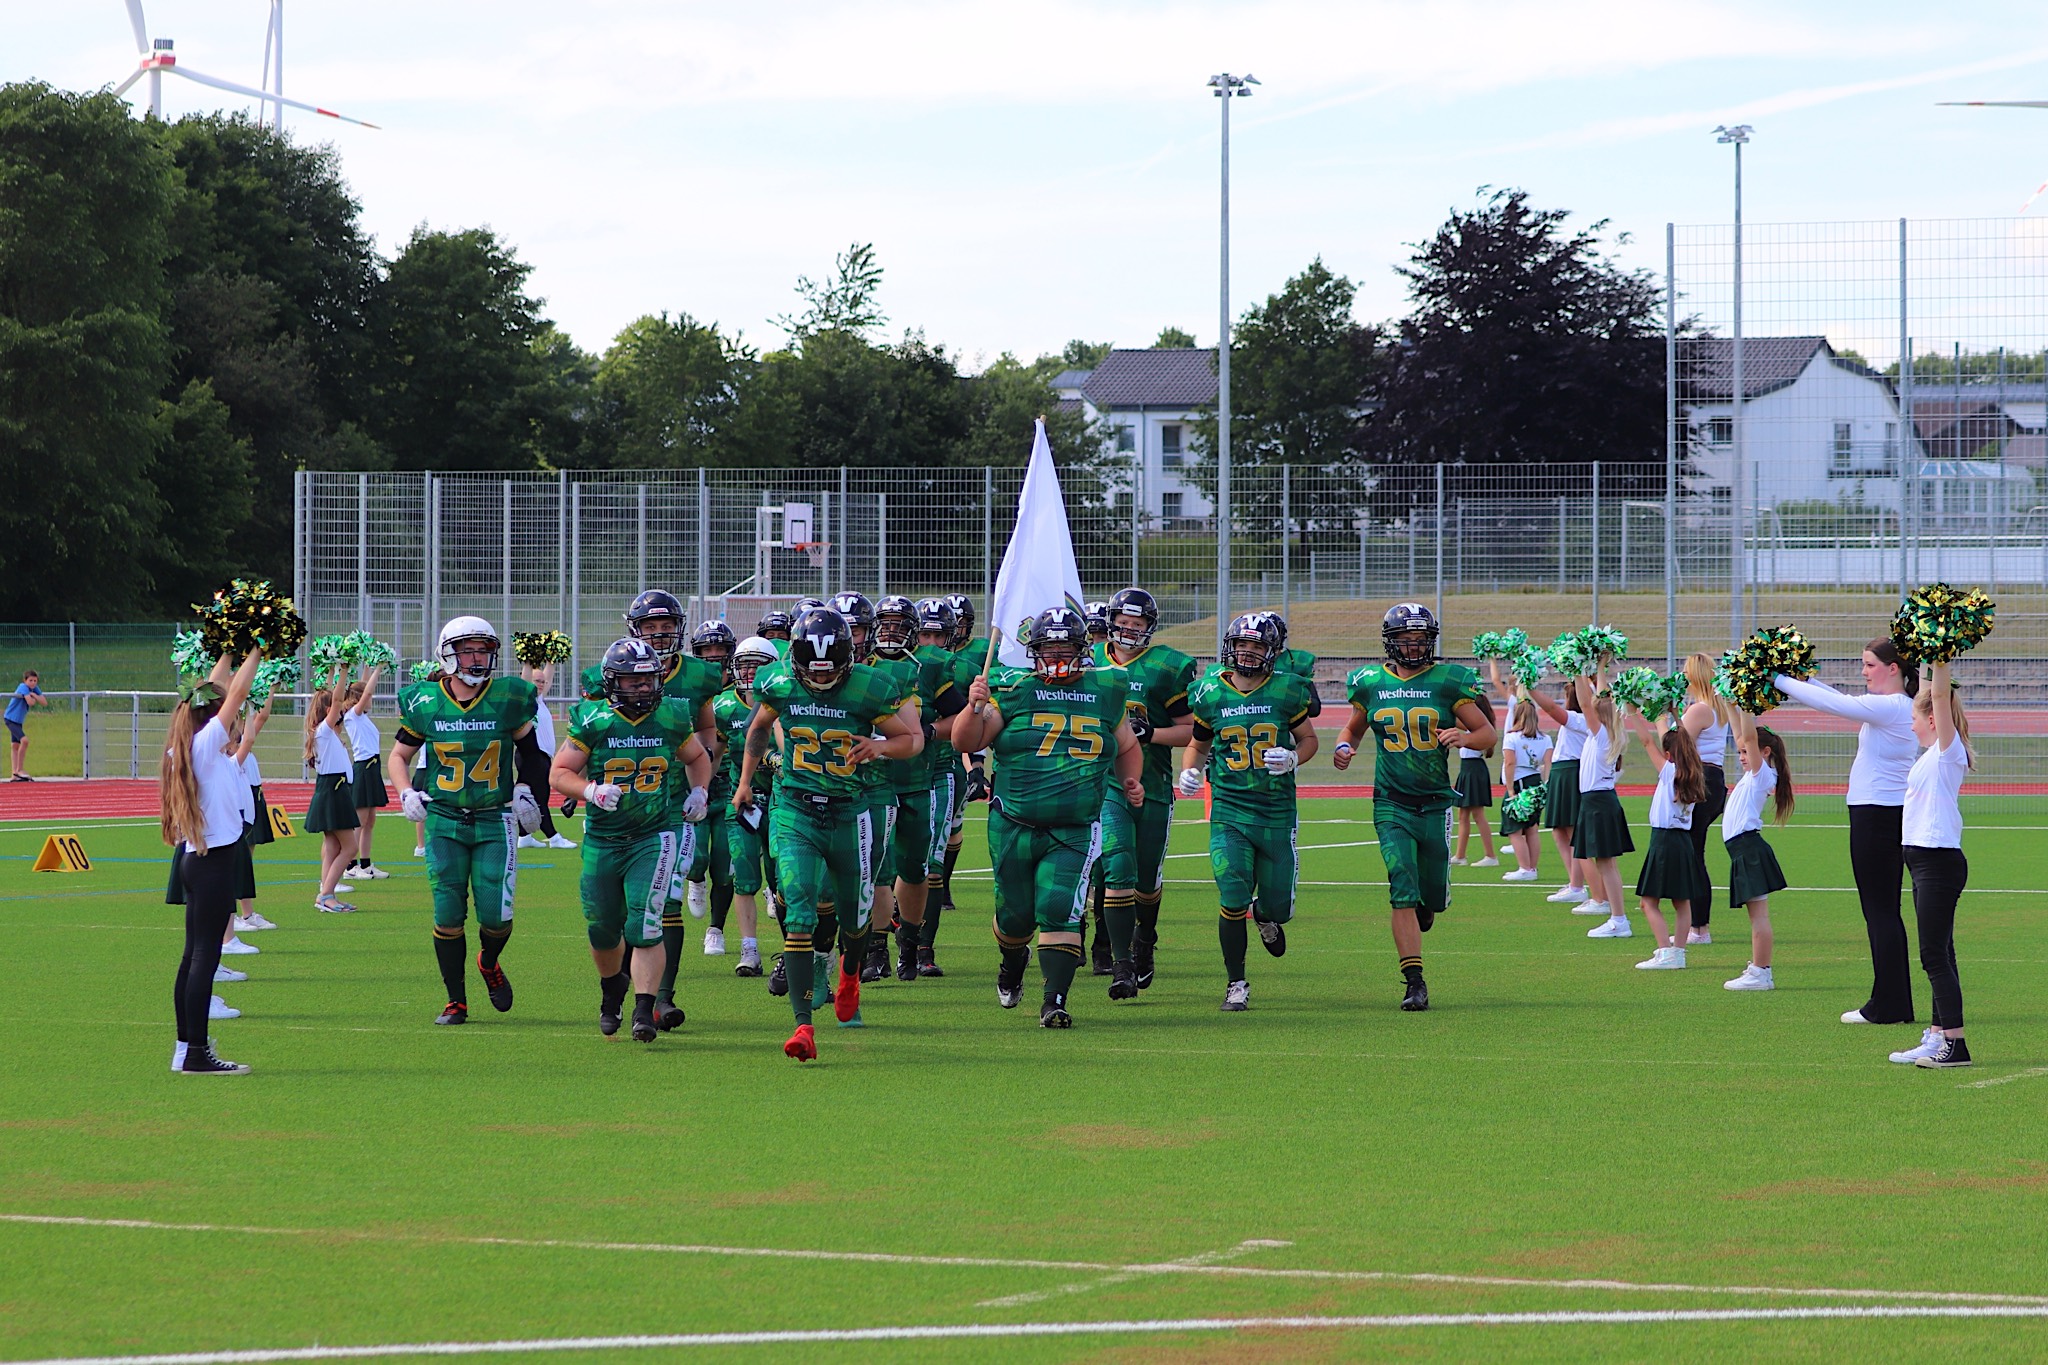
[1160,491,1184,520]
[1705,417,1733,445]
[1160,424,1183,466]
[1833,422,1852,455]
[1115,426,1136,453]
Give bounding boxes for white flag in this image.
[989,419,1086,669]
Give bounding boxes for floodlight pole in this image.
[1210,71,1257,659]
[1716,124,1751,649]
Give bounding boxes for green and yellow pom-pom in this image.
[307,635,348,686]
[513,630,575,667]
[1607,666,1665,716]
[1890,583,1996,664]
[192,577,307,659]
[410,659,443,683]
[1509,645,1547,690]
[248,657,301,709]
[171,629,216,679]
[1502,785,1545,824]
[1714,625,1817,715]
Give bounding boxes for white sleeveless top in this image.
[1696,718,1731,769]
[313,723,352,776]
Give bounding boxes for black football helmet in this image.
[873,594,917,657]
[828,591,876,655]
[601,637,665,717]
[1026,606,1089,682]
[757,609,793,641]
[1381,602,1440,669]
[1224,612,1282,677]
[691,620,737,682]
[915,597,958,650]
[794,597,826,614]
[1106,587,1160,653]
[941,593,976,648]
[1083,601,1110,643]
[625,589,686,663]
[790,607,854,692]
[1263,610,1291,648]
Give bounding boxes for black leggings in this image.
[173,847,239,1052]
[1904,846,1967,1030]
[1848,804,1914,1023]
[1687,764,1728,926]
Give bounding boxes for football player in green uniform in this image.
[736,607,922,1061]
[1265,612,1321,700]
[717,635,782,978]
[684,619,738,948]
[828,591,905,984]
[551,639,713,1042]
[1092,587,1197,993]
[756,609,793,644]
[1084,601,1110,646]
[912,597,963,976]
[955,606,1144,1029]
[872,594,966,982]
[1333,603,1497,1012]
[1179,614,1319,1011]
[622,591,726,1026]
[388,616,550,1026]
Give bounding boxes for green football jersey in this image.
[872,647,956,794]
[1188,668,1317,826]
[660,653,725,797]
[578,664,605,702]
[397,676,540,811]
[988,664,1130,827]
[753,660,906,801]
[858,653,920,796]
[1091,641,1197,800]
[1274,647,1318,680]
[565,698,697,843]
[1344,661,1486,809]
[709,687,757,800]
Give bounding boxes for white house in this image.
[1052,349,1216,523]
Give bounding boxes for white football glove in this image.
[1176,767,1205,798]
[681,785,709,823]
[511,784,544,834]
[400,788,429,823]
[585,781,623,812]
[1262,747,1299,775]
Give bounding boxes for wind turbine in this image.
[111,0,377,129]
[1938,97,2047,211]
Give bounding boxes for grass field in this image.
[3,797,2047,1363]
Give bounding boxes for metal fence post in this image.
[569,481,582,671]
[1899,218,1911,599]
[68,621,76,693]
[1557,496,1567,594]
[698,467,710,621]
[426,474,441,652]
[1433,463,1445,623]
[1280,464,1290,615]
[1591,461,1601,624]
[635,484,648,595]
[1130,460,1141,590]
[983,466,994,609]
[1664,222,1678,670]
[357,472,369,630]
[838,466,849,596]
[501,480,514,636]
[557,470,569,635]
[877,491,888,596]
[81,693,91,780]
[129,692,140,778]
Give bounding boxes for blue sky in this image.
[7,1,2048,367]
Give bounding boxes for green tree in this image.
[776,242,887,341]
[148,378,257,606]
[1060,340,1113,370]
[762,328,969,469]
[0,84,175,618]
[365,226,575,471]
[958,353,1105,472]
[588,312,780,469]
[1152,326,1196,349]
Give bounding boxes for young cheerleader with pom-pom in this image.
[1620,708,1705,968]
[1721,713,1793,991]
[1676,653,1736,945]
[1497,695,1551,882]
[1889,661,1974,1068]
[1522,671,1593,907]
[1570,670,1634,939]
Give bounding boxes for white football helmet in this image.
[731,634,778,700]
[437,616,500,685]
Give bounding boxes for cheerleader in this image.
[1571,670,1634,938]
[1449,731,1498,868]
[1621,708,1704,968]
[1771,639,1918,1025]
[343,667,388,881]
[1889,660,1973,1069]
[1721,713,1793,991]
[1676,653,1735,945]
[518,662,577,851]
[302,663,359,913]
[230,699,277,935]
[1526,675,1594,907]
[1496,694,1551,881]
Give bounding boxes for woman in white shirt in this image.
[1497,698,1552,882]
[343,666,388,881]
[302,662,359,913]
[1449,726,1499,868]
[518,662,575,850]
[1621,708,1705,969]
[1888,661,1974,1070]
[1570,671,1634,938]
[1772,638,1919,1026]
[1677,653,1736,944]
[1494,659,1590,903]
[1720,713,1794,991]
[161,650,263,1075]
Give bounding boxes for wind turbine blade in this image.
[125,0,148,53]
[1939,100,2048,108]
[168,65,380,128]
[112,68,146,98]
[2022,180,2048,214]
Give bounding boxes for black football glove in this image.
[1126,711,1154,744]
[559,795,578,819]
[964,763,990,803]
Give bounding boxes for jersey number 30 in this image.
[1370,706,1439,753]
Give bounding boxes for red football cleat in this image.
[783,1023,817,1061]
[834,969,861,1024]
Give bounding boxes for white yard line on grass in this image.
[6,1215,2048,1308]
[11,1306,2048,1365]
[978,1239,1293,1308]
[1958,1066,2048,1090]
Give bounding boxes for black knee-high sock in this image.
[939,836,963,910]
[839,928,866,981]
[1041,942,1083,1006]
[920,903,943,949]
[658,910,685,1004]
[1219,908,1249,981]
[1104,888,1136,960]
[433,928,468,1005]
[479,924,511,968]
[1135,889,1162,947]
[601,967,631,1014]
[710,882,733,931]
[1401,954,1424,982]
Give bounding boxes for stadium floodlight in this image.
[1207,72,1258,659]
[1715,124,1751,647]
[110,0,378,129]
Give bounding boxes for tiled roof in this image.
[1049,369,1094,392]
[1681,336,1833,402]
[1079,348,1219,409]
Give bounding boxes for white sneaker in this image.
[209,994,240,1020]
[1505,867,1540,881]
[687,879,709,919]
[231,914,262,933]
[1448,855,1467,866]
[1547,885,1590,904]
[221,937,259,956]
[1571,899,1611,917]
[244,912,277,930]
[358,864,390,881]
[334,882,354,894]
[703,925,726,956]
[213,965,247,983]
[546,833,577,849]
[170,1041,188,1072]
[1587,914,1633,939]
[518,834,544,849]
[1686,929,1712,946]
[1842,1008,1875,1024]
[1635,946,1685,969]
[413,845,426,858]
[739,944,763,973]
[1889,1027,1944,1064]
[1474,856,1500,868]
[1725,963,1774,991]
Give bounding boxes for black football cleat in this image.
[1108,960,1139,1001]
[997,950,1027,1009]
[1256,916,1287,958]
[860,938,889,983]
[1401,977,1430,1012]
[916,947,944,978]
[1133,940,1156,991]
[434,1002,468,1026]
[477,955,514,1012]
[631,1000,658,1043]
[768,954,789,996]
[655,1001,686,1032]
[1039,1000,1073,1029]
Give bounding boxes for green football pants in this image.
[688,806,731,887]
[1099,789,1173,891]
[424,806,517,931]
[887,788,932,885]
[771,800,873,939]
[1210,816,1297,920]
[1374,800,1452,914]
[987,808,1101,939]
[580,830,680,950]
